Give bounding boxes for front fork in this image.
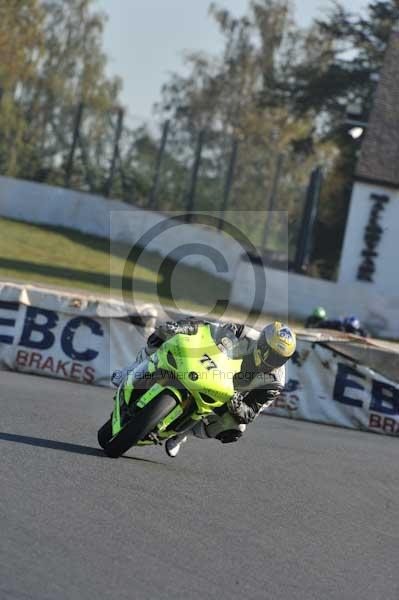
[112,373,185,439]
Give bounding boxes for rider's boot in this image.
[165,435,188,458]
[165,418,211,457]
[164,414,246,457]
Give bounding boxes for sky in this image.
[95,0,369,127]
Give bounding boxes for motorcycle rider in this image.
[342,315,368,338]
[112,318,296,457]
[305,306,327,328]
[305,308,368,338]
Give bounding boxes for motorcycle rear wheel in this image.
[98,393,177,458]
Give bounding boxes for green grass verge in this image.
[0,216,304,329]
[0,216,230,315]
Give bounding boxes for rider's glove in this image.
[169,321,198,336]
[147,320,199,352]
[156,320,198,339]
[227,391,264,424]
[227,392,246,423]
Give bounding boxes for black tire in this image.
[98,393,177,458]
[98,418,113,450]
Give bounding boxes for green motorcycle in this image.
[98,323,242,458]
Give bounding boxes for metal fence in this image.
[26,102,324,273]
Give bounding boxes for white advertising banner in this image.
[264,340,399,436]
[0,283,157,387]
[1,283,399,437]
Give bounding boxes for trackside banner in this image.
[1,283,399,437]
[0,283,157,387]
[264,340,399,437]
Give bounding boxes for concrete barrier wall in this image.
[1,176,398,338]
[0,177,242,279]
[230,260,399,338]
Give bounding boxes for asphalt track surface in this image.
[1,372,399,600]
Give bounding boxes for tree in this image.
[272,1,397,276]
[155,0,330,253]
[0,0,395,273]
[0,0,123,187]
[0,0,45,175]
[31,0,123,188]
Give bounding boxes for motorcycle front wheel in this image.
[98,392,177,458]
